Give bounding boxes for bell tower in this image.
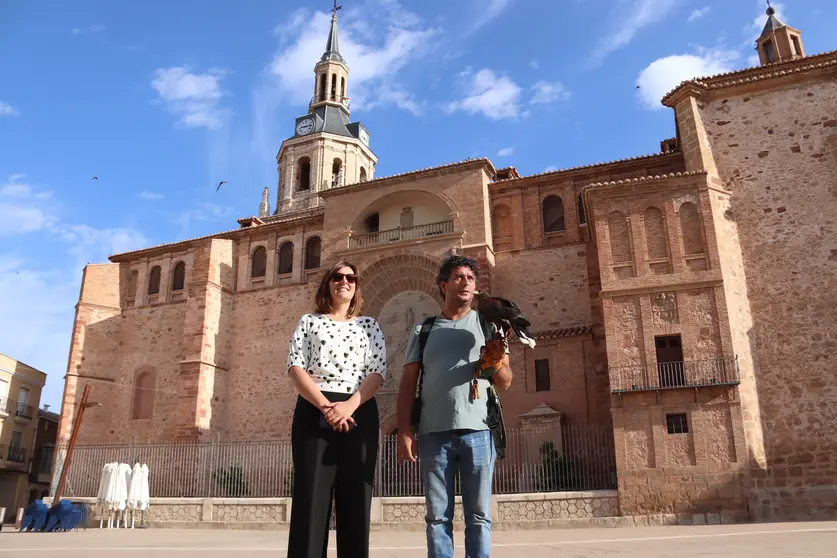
[755,2,805,66]
[273,1,378,217]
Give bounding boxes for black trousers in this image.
[287,393,379,558]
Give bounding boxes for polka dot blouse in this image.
[286,314,388,394]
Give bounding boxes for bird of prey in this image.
[216,180,227,191]
[473,290,536,348]
[92,176,98,180]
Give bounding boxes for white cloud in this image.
[748,1,786,40]
[0,176,56,235]
[591,0,679,64]
[266,4,438,113]
[71,24,106,35]
[529,59,540,70]
[468,0,514,34]
[688,7,711,22]
[138,190,164,200]
[151,67,228,130]
[497,147,514,157]
[172,203,234,237]
[636,48,738,109]
[57,225,148,262]
[543,165,558,173]
[530,81,571,104]
[747,54,761,67]
[446,68,523,120]
[0,102,19,116]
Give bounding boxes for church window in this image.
[319,74,327,103]
[608,211,632,264]
[305,236,321,270]
[366,212,379,233]
[359,166,368,182]
[171,261,186,291]
[132,367,156,420]
[277,242,294,275]
[147,266,161,295]
[535,359,551,392]
[332,158,343,187]
[251,246,267,278]
[331,74,337,101]
[764,40,777,62]
[791,36,801,56]
[678,202,706,255]
[644,207,669,259]
[297,157,311,191]
[340,77,346,99]
[542,195,565,233]
[666,413,689,434]
[577,193,586,224]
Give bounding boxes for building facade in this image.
[57,9,837,521]
[0,352,46,520]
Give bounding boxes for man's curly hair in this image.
[436,255,480,298]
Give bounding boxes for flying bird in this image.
[473,290,536,349]
[216,180,227,191]
[92,176,98,180]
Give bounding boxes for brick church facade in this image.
[58,8,837,521]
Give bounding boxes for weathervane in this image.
[331,0,343,17]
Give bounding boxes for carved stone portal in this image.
[651,292,678,325]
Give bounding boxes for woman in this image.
[286,261,386,558]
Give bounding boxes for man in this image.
[396,255,512,558]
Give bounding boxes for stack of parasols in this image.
[96,462,150,528]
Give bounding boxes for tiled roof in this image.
[662,50,837,105]
[492,152,679,186]
[585,170,708,191]
[323,157,497,195]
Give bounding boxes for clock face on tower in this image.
[296,118,315,136]
[359,129,369,145]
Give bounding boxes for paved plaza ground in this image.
[1,521,836,557]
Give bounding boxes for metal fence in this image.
[57,424,616,499]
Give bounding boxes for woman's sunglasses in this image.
[331,272,358,284]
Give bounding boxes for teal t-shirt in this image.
[404,310,503,436]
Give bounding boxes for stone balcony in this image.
[349,220,454,249]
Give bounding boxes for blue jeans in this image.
[419,429,495,558]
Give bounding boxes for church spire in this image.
[321,1,345,64]
[258,186,270,218]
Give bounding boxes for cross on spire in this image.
[331,0,343,17]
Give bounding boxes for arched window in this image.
[305,236,321,270]
[147,266,161,295]
[577,193,586,225]
[359,166,368,182]
[608,211,632,264]
[171,261,186,291]
[251,246,267,278]
[340,77,346,99]
[297,157,311,191]
[332,158,343,187]
[492,204,512,238]
[277,242,294,275]
[679,202,706,255]
[319,74,327,103]
[542,196,565,233]
[643,207,669,260]
[132,367,156,420]
[331,74,337,100]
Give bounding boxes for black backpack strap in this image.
[416,316,436,396]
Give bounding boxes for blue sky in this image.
[0,0,833,409]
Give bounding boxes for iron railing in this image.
[0,397,11,414]
[6,445,27,463]
[310,94,351,109]
[349,220,454,249]
[609,357,740,393]
[57,425,615,499]
[14,402,34,419]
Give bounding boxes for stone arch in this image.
[360,254,444,319]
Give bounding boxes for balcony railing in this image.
[0,397,11,415]
[309,94,351,109]
[349,220,454,249]
[14,402,34,420]
[4,445,28,463]
[609,357,740,393]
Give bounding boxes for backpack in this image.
[410,312,507,459]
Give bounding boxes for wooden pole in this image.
[53,384,91,503]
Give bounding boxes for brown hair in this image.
[314,261,363,318]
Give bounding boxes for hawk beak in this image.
[473,290,480,295]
